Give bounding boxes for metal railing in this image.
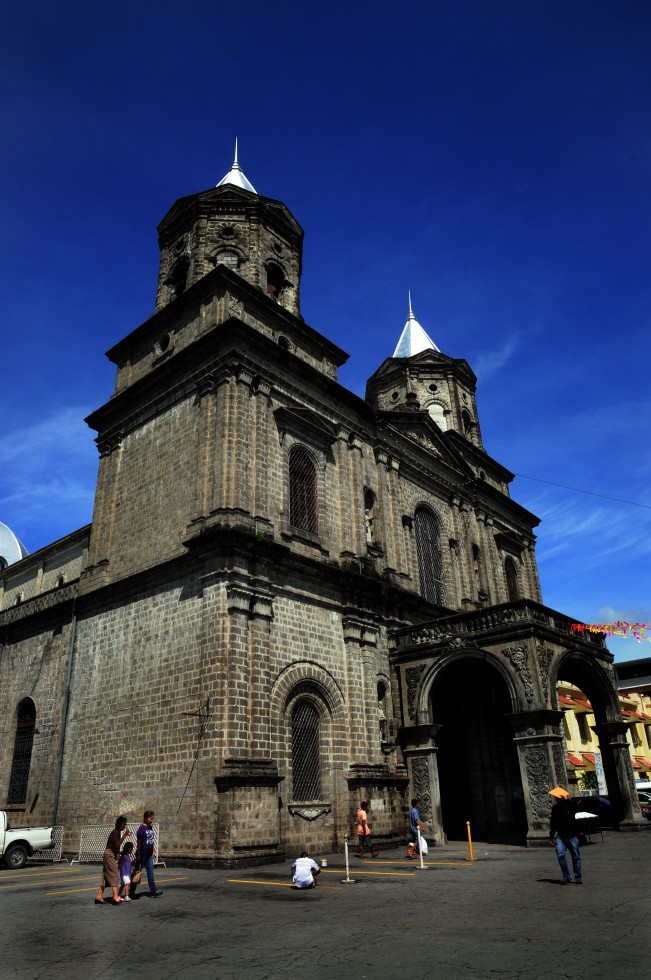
[70,822,165,867]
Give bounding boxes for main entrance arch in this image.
[431,658,527,840]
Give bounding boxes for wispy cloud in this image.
[0,407,97,550]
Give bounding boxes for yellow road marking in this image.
[48,876,188,896]
[228,879,339,889]
[0,876,98,890]
[0,868,93,880]
[320,869,414,877]
[355,860,472,867]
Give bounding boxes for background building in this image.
[0,159,645,864]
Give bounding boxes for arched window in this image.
[7,699,36,805]
[266,262,285,301]
[166,256,189,301]
[0,556,6,571]
[414,506,445,606]
[461,409,474,436]
[289,447,318,534]
[505,557,519,601]
[291,699,321,801]
[427,404,448,431]
[215,248,239,271]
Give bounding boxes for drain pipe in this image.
[51,602,77,826]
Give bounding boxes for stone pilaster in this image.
[507,710,564,844]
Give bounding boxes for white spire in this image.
[392,294,440,357]
[216,139,257,194]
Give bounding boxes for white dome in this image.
[0,521,29,569]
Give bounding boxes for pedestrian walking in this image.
[548,786,582,884]
[95,816,130,905]
[135,810,163,897]
[357,800,379,858]
[291,851,321,888]
[407,798,427,857]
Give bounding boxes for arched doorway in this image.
[432,659,526,840]
[556,655,624,824]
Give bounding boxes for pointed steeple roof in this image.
[216,139,257,194]
[392,293,440,357]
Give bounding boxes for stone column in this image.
[507,710,565,845]
[342,618,370,760]
[401,724,444,845]
[248,591,275,752]
[191,376,216,524]
[334,427,355,558]
[251,377,273,526]
[592,721,648,830]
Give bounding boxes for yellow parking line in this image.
[0,876,98,890]
[364,860,472,867]
[48,876,188,896]
[0,868,89,880]
[320,869,414,877]
[228,879,339,889]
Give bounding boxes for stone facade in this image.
[0,176,645,865]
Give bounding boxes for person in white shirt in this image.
[291,852,321,889]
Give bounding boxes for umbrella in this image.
[103,796,147,820]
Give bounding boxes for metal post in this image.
[466,820,474,862]
[340,834,356,884]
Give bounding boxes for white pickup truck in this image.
[0,811,54,868]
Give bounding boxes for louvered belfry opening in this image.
[415,506,445,606]
[505,557,519,601]
[291,699,321,802]
[7,698,36,805]
[289,447,318,534]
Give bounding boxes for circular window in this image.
[272,241,283,255]
[156,333,171,355]
[429,384,438,393]
[220,225,236,239]
[278,336,291,350]
[391,391,399,401]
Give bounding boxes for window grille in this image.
[7,699,36,805]
[291,699,321,801]
[289,447,318,534]
[414,507,445,605]
[505,557,519,601]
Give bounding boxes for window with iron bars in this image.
[289,446,318,535]
[414,506,445,606]
[7,699,36,805]
[291,699,321,801]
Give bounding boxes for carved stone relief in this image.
[536,642,554,704]
[523,744,553,820]
[505,646,534,704]
[411,756,432,820]
[406,665,426,719]
[551,742,566,785]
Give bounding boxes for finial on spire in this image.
[392,295,440,358]
[216,140,257,194]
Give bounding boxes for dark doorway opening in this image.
[432,660,526,842]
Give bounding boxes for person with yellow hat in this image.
[548,787,582,884]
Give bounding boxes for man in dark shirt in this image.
[548,786,582,884]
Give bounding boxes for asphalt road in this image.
[1,833,649,979]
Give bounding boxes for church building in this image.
[0,152,645,865]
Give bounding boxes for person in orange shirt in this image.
[357,801,379,859]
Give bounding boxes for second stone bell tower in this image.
[154,143,304,317]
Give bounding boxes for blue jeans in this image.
[143,854,157,893]
[555,836,582,880]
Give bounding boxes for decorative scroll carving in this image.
[552,742,566,785]
[524,745,554,819]
[536,643,554,704]
[288,804,331,822]
[411,757,432,820]
[406,665,426,719]
[505,646,534,704]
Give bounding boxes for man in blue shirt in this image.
[408,798,427,858]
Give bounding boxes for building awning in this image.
[573,697,592,713]
[567,752,584,767]
[559,695,574,707]
[635,756,651,768]
[632,758,641,769]
[581,753,595,769]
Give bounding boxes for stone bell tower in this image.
[155,142,304,317]
[366,296,484,448]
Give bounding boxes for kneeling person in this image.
[292,852,321,889]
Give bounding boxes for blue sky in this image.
[1,1,650,662]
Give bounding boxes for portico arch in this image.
[555,652,642,828]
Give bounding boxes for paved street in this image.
[1,832,649,979]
